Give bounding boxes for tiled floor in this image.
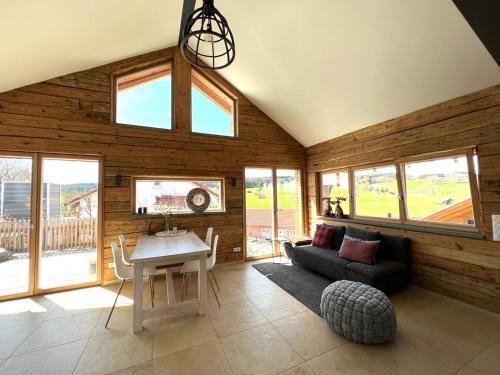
[0,260,499,375]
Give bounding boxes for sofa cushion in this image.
[346,227,380,241]
[324,225,346,250]
[345,259,407,280]
[312,224,335,249]
[295,245,351,280]
[378,234,411,265]
[339,236,380,265]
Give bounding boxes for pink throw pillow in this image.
[339,236,380,265]
[312,224,335,249]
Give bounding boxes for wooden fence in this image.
[0,218,97,253]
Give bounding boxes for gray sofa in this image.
[284,225,411,293]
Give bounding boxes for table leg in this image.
[133,263,144,333]
[166,268,175,305]
[198,252,207,315]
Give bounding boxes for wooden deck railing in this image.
[0,218,97,253]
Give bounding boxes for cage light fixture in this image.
[180,0,235,70]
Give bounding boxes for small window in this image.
[403,155,475,226]
[191,69,235,137]
[115,63,172,129]
[320,171,350,215]
[354,166,400,219]
[134,178,224,214]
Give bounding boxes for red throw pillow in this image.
[312,224,335,249]
[339,236,380,265]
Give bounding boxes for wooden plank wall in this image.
[307,84,500,313]
[0,46,306,282]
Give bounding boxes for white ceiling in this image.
[1,1,499,147]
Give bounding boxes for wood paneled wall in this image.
[0,46,306,282]
[307,84,500,313]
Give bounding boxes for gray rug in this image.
[252,262,333,315]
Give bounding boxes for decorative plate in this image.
[155,230,188,237]
[186,188,211,212]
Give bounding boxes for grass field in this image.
[246,174,472,220]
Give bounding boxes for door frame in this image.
[0,152,103,301]
[243,166,305,261]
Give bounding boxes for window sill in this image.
[113,122,174,132]
[131,211,226,219]
[318,215,484,240]
[190,131,238,140]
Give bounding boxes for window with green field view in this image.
[403,155,475,226]
[354,166,400,219]
[321,171,350,215]
[115,63,172,129]
[192,69,235,137]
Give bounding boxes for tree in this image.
[0,159,31,183]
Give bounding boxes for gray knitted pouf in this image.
[320,280,396,344]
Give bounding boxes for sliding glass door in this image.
[0,155,35,298]
[245,167,303,259]
[38,157,100,291]
[0,153,101,300]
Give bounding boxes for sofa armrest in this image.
[289,235,312,246]
[283,241,298,261]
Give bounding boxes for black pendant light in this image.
[180,0,235,70]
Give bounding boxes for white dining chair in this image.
[205,227,214,248]
[119,234,166,307]
[180,234,220,308]
[105,242,154,328]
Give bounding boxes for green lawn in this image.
[245,185,298,209]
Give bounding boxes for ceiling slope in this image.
[1,1,499,147]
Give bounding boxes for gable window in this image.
[134,177,224,214]
[115,63,172,130]
[354,165,400,219]
[402,154,476,227]
[320,171,350,215]
[191,69,236,137]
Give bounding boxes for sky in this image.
[116,76,232,136]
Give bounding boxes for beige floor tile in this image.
[390,286,444,316]
[399,300,499,363]
[208,299,267,338]
[74,328,153,375]
[365,328,463,375]
[460,342,500,375]
[220,323,303,375]
[14,309,101,356]
[93,305,134,337]
[153,312,216,358]
[239,276,283,298]
[108,361,153,375]
[153,340,232,375]
[279,363,316,375]
[455,366,489,375]
[307,344,398,375]
[0,296,55,331]
[272,310,347,360]
[0,323,38,359]
[1,339,86,375]
[250,291,308,321]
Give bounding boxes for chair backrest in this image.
[111,242,130,280]
[118,234,131,264]
[208,235,219,270]
[205,227,214,248]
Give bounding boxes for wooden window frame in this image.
[316,147,482,233]
[112,61,174,131]
[131,176,226,215]
[190,68,238,138]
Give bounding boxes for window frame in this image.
[131,176,226,216]
[190,68,238,138]
[113,61,174,132]
[316,147,482,233]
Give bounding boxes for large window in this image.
[403,155,475,226]
[320,171,350,215]
[318,149,481,231]
[191,69,236,137]
[354,165,400,219]
[134,178,224,214]
[115,63,172,130]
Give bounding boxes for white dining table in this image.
[129,231,211,333]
